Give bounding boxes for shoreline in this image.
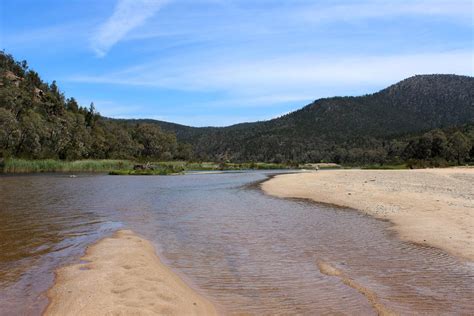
[261,168,474,261]
[44,230,217,316]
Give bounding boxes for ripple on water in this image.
[0,172,473,315]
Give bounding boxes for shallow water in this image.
[0,172,473,315]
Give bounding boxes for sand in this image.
[44,230,218,316]
[317,261,395,316]
[262,168,474,261]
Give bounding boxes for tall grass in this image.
[2,159,133,173]
[179,161,293,171]
[1,159,302,174]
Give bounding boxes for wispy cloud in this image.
[91,0,169,57]
[126,0,472,43]
[297,0,473,24]
[1,22,92,49]
[69,50,473,104]
[4,0,473,126]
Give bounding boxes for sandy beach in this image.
[45,230,217,316]
[262,168,474,261]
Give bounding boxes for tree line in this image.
[176,126,473,167]
[1,51,472,167]
[151,74,474,167]
[0,51,193,161]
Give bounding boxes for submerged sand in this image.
[317,261,395,316]
[262,168,474,261]
[45,230,217,316]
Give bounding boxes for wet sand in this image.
[262,168,474,261]
[317,261,395,316]
[45,230,217,316]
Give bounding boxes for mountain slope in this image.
[2,50,472,165]
[142,74,473,162]
[289,74,473,138]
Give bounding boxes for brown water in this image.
[0,172,473,315]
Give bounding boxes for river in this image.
[0,172,472,315]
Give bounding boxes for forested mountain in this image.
[1,51,473,166]
[146,74,474,165]
[0,52,193,161]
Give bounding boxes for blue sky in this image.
[1,0,473,126]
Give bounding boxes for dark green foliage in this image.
[109,164,184,175]
[0,51,192,161]
[1,51,472,167]
[447,131,471,164]
[147,74,473,166]
[401,127,473,167]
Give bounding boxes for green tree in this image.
[90,125,107,158]
[133,124,177,159]
[24,71,43,91]
[0,108,20,156]
[61,112,91,160]
[175,143,194,160]
[85,102,98,127]
[428,129,448,158]
[15,110,46,158]
[448,131,470,164]
[415,134,432,160]
[66,97,79,113]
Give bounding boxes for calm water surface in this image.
[0,172,473,315]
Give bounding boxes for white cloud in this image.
[298,0,473,24]
[70,50,474,104]
[68,0,473,114]
[91,0,168,57]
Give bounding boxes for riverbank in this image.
[262,168,474,261]
[45,230,217,316]
[0,158,304,174]
[1,159,133,173]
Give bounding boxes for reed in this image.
[2,159,133,173]
[1,159,299,174]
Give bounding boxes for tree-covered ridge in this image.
[148,74,474,165]
[1,51,472,167]
[0,51,193,161]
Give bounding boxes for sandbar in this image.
[44,230,218,316]
[262,168,474,261]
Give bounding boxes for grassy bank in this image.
[124,161,298,171]
[109,161,293,175]
[183,162,293,171]
[109,165,185,176]
[1,159,133,173]
[2,159,432,174]
[0,159,297,174]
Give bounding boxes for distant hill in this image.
[1,50,472,165]
[129,74,474,163]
